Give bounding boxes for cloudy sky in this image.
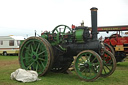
[0,0,128,37]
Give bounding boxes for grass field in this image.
[0,55,128,85]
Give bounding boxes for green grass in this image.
[0,55,128,85]
[0,55,18,60]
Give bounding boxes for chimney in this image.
[90,7,98,40]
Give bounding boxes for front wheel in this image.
[74,50,103,82]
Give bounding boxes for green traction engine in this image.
[19,7,116,81]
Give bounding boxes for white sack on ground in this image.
[11,68,41,83]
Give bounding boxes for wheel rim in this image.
[19,37,51,76]
[74,50,103,82]
[52,25,72,34]
[101,49,116,77]
[43,38,54,70]
[104,43,115,56]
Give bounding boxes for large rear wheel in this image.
[19,37,53,76]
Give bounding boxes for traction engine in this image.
[97,25,128,62]
[19,7,116,81]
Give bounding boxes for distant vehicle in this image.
[0,36,24,56]
[97,25,128,62]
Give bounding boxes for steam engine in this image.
[19,7,116,82]
[41,8,103,72]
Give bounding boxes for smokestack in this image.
[90,7,98,40]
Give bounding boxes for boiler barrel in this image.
[66,40,102,55]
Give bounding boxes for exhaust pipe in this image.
[90,7,98,40]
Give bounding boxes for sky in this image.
[0,0,128,37]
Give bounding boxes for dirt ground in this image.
[0,60,19,67]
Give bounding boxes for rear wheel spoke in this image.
[38,50,46,56]
[91,57,97,63]
[27,61,35,69]
[38,58,46,61]
[36,61,39,71]
[30,44,34,53]
[40,61,45,69]
[36,43,41,53]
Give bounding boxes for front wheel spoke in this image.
[80,57,85,63]
[84,70,87,76]
[92,67,98,73]
[85,68,91,77]
[87,53,92,58]
[91,57,97,63]
[78,60,85,64]
[86,54,91,62]
[93,62,100,66]
[80,68,86,72]
[89,69,93,77]
[87,57,91,62]
[79,64,84,68]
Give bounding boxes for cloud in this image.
[0,0,128,36]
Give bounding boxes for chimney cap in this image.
[90,7,98,11]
